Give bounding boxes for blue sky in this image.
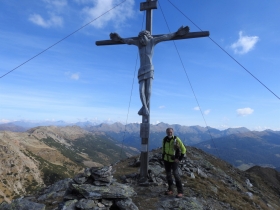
[1,0,279,131]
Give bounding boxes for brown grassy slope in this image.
[246,166,280,195]
[0,131,84,203]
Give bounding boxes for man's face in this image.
[166,129,173,136]
[139,34,148,46]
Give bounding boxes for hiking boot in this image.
[164,190,173,195]
[176,193,183,198]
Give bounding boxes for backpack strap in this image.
[173,136,177,156]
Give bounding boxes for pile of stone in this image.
[0,166,138,210]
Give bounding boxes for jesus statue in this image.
[110,26,189,116]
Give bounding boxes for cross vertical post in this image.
[143,0,153,32]
[139,0,157,183]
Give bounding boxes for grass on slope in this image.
[23,150,76,186]
[73,134,128,165]
[40,137,85,165]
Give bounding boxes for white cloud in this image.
[28,0,135,29]
[71,73,80,80]
[74,0,92,4]
[204,109,211,115]
[43,0,67,8]
[194,107,210,115]
[159,105,165,109]
[0,119,11,124]
[236,107,254,116]
[231,31,259,54]
[29,13,63,28]
[253,126,270,131]
[217,125,230,130]
[81,0,135,28]
[29,14,48,27]
[65,72,80,80]
[29,0,67,28]
[153,120,161,125]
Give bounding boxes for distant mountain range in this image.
[1,121,279,171]
[2,121,251,148]
[194,130,280,170]
[82,122,251,148]
[0,120,101,130]
[0,123,27,132]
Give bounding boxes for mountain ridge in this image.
[1,122,279,171]
[1,146,280,209]
[194,130,280,170]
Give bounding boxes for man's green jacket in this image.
[162,136,186,162]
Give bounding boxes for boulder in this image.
[115,198,139,210]
[37,178,73,201]
[0,198,46,210]
[70,182,136,199]
[158,197,204,210]
[75,198,97,209]
[60,199,78,210]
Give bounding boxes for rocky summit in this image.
[1,146,280,210]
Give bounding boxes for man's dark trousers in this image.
[164,160,183,193]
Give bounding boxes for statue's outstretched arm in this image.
[110,33,138,45]
[154,26,190,44]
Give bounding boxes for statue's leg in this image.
[145,78,152,107]
[138,80,149,116]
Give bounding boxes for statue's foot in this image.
[138,106,149,116]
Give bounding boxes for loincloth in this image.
[138,64,154,82]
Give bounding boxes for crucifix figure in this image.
[110,26,190,116]
[96,0,209,182]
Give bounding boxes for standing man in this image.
[110,26,189,116]
[162,127,186,198]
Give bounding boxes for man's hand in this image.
[178,153,185,161]
[110,33,123,42]
[176,26,190,36]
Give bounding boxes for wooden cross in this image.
[96,0,209,183]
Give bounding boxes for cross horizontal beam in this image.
[140,0,157,11]
[95,31,210,46]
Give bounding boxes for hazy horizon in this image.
[2,119,280,132]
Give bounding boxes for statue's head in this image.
[138,30,153,39]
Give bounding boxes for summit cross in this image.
[96,0,209,183]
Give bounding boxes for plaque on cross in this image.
[96,0,209,183]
